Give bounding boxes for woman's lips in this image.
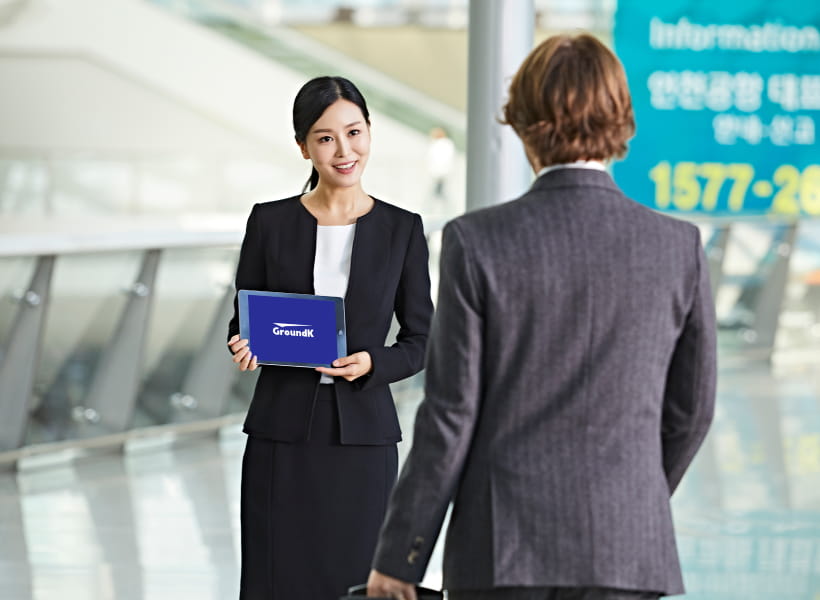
[334,161,356,174]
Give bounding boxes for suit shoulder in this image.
[444,197,525,239]
[624,198,701,240]
[253,195,303,216]
[372,198,420,223]
[370,199,426,240]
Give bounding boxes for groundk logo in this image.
[271,323,315,337]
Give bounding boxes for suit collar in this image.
[530,167,620,194]
[294,194,382,225]
[278,195,389,304]
[536,160,606,178]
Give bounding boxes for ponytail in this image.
[302,167,319,193]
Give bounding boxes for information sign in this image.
[613,1,820,216]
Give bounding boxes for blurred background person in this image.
[427,126,456,209]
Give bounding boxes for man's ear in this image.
[296,139,310,160]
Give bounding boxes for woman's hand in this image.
[228,334,258,372]
[315,351,372,382]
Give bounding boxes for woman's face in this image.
[299,99,371,190]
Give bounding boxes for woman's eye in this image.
[319,136,333,143]
[348,129,360,136]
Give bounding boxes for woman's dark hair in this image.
[293,76,371,192]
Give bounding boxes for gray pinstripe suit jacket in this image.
[372,168,717,595]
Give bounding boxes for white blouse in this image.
[313,224,356,383]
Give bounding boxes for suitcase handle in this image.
[345,583,444,599]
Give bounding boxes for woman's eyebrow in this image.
[312,121,362,134]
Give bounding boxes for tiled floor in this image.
[1,364,819,600]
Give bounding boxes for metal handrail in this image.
[0,215,246,257]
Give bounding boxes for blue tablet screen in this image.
[243,292,343,367]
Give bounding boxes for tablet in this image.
[238,290,347,368]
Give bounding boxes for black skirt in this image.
[239,385,398,600]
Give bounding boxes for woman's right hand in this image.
[228,335,258,371]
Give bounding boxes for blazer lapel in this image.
[345,202,389,315]
[274,197,317,295]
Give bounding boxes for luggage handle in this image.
[343,583,444,599]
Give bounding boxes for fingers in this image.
[330,352,368,370]
[366,570,418,600]
[316,356,361,375]
[229,337,248,354]
[315,352,371,381]
[237,348,250,370]
[332,354,357,367]
[315,365,358,378]
[232,346,250,363]
[366,571,389,598]
[393,584,417,600]
[228,338,257,371]
[239,350,258,371]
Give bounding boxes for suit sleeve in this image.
[661,229,718,494]
[355,213,433,390]
[227,204,265,349]
[371,219,484,582]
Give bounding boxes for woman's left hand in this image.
[315,351,373,382]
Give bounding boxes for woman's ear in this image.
[296,139,310,160]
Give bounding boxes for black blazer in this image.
[228,195,433,445]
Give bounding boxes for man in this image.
[367,33,717,600]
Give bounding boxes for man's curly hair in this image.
[501,34,636,166]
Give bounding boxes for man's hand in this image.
[366,569,417,600]
[315,351,372,382]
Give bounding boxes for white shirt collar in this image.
[536,160,607,179]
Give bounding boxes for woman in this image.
[226,76,433,600]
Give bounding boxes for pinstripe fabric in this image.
[372,169,717,596]
[448,587,661,600]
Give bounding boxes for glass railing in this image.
[0,224,251,455]
[0,219,445,461]
[3,217,819,458]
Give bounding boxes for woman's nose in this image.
[335,137,350,157]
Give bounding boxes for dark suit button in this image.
[407,549,419,564]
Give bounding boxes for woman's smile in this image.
[334,160,357,174]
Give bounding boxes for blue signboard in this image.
[613,1,820,216]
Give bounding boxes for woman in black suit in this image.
[227,76,433,600]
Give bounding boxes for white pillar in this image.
[466,0,534,212]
